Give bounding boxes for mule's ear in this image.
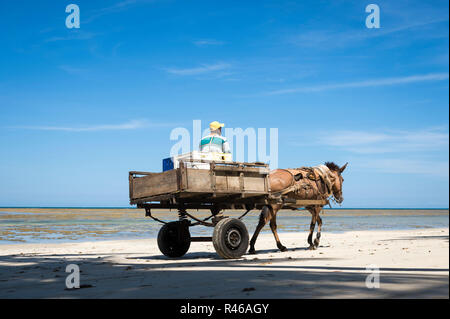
[339,162,348,173]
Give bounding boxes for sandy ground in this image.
[0,227,448,299]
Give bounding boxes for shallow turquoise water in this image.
[0,209,448,244]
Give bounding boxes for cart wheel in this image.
[213,218,249,259]
[157,221,191,258]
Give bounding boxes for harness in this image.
[271,165,335,202]
[313,164,334,197]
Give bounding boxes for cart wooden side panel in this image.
[131,169,179,199]
[129,161,270,203]
[182,168,268,193]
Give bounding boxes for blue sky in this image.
[0,0,448,208]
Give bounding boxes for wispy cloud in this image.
[358,158,449,177]
[14,120,151,132]
[43,1,152,42]
[316,127,449,154]
[266,73,449,95]
[375,17,449,37]
[295,127,449,177]
[165,63,231,76]
[288,18,449,48]
[193,39,225,47]
[44,31,100,43]
[84,0,154,23]
[59,65,89,76]
[112,42,125,57]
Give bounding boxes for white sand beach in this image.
[0,227,448,299]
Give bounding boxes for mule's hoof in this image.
[279,245,287,252]
[313,239,320,248]
[248,248,256,254]
[308,245,316,250]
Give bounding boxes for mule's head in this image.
[324,162,348,204]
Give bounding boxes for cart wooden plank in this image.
[131,169,178,199]
[129,161,270,203]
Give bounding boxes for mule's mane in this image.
[324,162,340,172]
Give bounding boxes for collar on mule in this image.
[313,164,334,198]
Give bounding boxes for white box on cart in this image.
[162,151,232,171]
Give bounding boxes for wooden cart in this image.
[129,160,326,259]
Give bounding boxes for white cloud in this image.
[15,120,151,132]
[317,128,449,154]
[165,63,231,76]
[266,73,449,95]
[59,65,88,76]
[44,31,100,43]
[84,0,154,23]
[288,18,449,48]
[358,158,449,177]
[310,128,449,178]
[193,39,225,47]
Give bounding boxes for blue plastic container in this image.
[162,157,174,171]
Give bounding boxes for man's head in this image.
[209,121,225,135]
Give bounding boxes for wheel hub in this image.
[226,228,242,248]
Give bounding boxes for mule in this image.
[248,162,347,254]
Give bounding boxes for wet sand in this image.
[0,227,448,298]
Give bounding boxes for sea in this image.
[0,208,448,244]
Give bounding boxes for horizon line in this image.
[0,206,448,210]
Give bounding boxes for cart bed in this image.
[129,161,270,205]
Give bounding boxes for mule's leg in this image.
[314,211,323,248]
[306,206,318,250]
[249,205,271,254]
[269,206,287,252]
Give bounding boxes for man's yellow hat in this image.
[209,121,225,130]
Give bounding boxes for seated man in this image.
[199,121,231,154]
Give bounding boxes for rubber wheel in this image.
[213,218,249,259]
[157,221,191,258]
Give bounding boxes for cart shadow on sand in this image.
[138,244,332,260]
[0,242,448,299]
